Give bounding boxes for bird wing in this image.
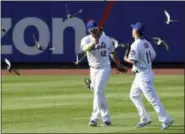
[162,41,169,51]
[33,34,42,48]
[164,10,170,22]
[73,9,83,16]
[49,47,55,50]
[4,58,11,71]
[171,20,179,22]
[65,4,70,15]
[152,37,161,41]
[119,44,126,48]
[78,9,83,13]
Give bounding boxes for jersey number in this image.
[101,50,107,57]
[146,51,152,63]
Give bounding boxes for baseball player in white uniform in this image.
[81,20,126,127]
[124,22,173,130]
[84,27,121,90]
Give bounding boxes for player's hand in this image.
[116,64,128,73]
[95,38,99,44]
[92,38,99,46]
[124,42,131,57]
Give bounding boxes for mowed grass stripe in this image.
[2,75,184,133]
[2,82,183,97]
[2,110,184,133]
[2,108,183,130]
[2,90,183,110]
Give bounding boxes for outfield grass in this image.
[2,74,184,133]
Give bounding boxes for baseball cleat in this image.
[161,120,174,130]
[89,120,97,127]
[137,120,152,128]
[84,78,91,89]
[101,121,112,126]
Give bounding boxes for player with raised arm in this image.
[84,26,126,90]
[124,22,173,130]
[81,20,127,127]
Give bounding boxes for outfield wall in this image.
[1,1,185,65]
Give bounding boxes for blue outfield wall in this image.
[1,1,185,63]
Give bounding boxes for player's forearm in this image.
[124,56,134,64]
[82,43,96,52]
[110,52,120,66]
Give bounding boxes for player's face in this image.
[132,29,137,38]
[89,28,101,38]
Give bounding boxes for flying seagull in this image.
[102,32,128,49]
[152,37,169,51]
[33,34,55,51]
[111,38,129,49]
[65,4,83,19]
[4,58,20,75]
[112,39,131,50]
[1,26,9,39]
[72,9,83,17]
[33,35,46,50]
[164,10,179,25]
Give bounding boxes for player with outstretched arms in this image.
[81,20,127,127]
[124,22,173,130]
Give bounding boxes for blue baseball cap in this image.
[131,22,144,33]
[86,20,98,31]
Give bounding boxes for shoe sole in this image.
[137,121,152,128]
[101,122,112,127]
[101,124,111,127]
[162,120,174,130]
[88,120,97,127]
[89,124,97,127]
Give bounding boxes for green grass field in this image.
[2,74,184,133]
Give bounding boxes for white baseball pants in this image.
[89,65,111,122]
[130,69,171,123]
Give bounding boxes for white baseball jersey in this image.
[80,34,115,68]
[128,38,156,72]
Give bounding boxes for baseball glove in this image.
[124,42,131,57]
[116,64,128,73]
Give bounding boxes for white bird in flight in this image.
[164,10,179,25]
[33,35,55,51]
[4,58,20,75]
[111,37,129,49]
[152,37,169,51]
[65,4,83,19]
[4,58,11,71]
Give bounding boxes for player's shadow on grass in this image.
[148,124,184,130]
[110,124,184,130]
[168,125,184,130]
[110,124,136,127]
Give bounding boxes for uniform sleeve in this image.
[128,43,139,61]
[107,37,115,53]
[150,43,156,60]
[80,37,93,52]
[80,37,87,51]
